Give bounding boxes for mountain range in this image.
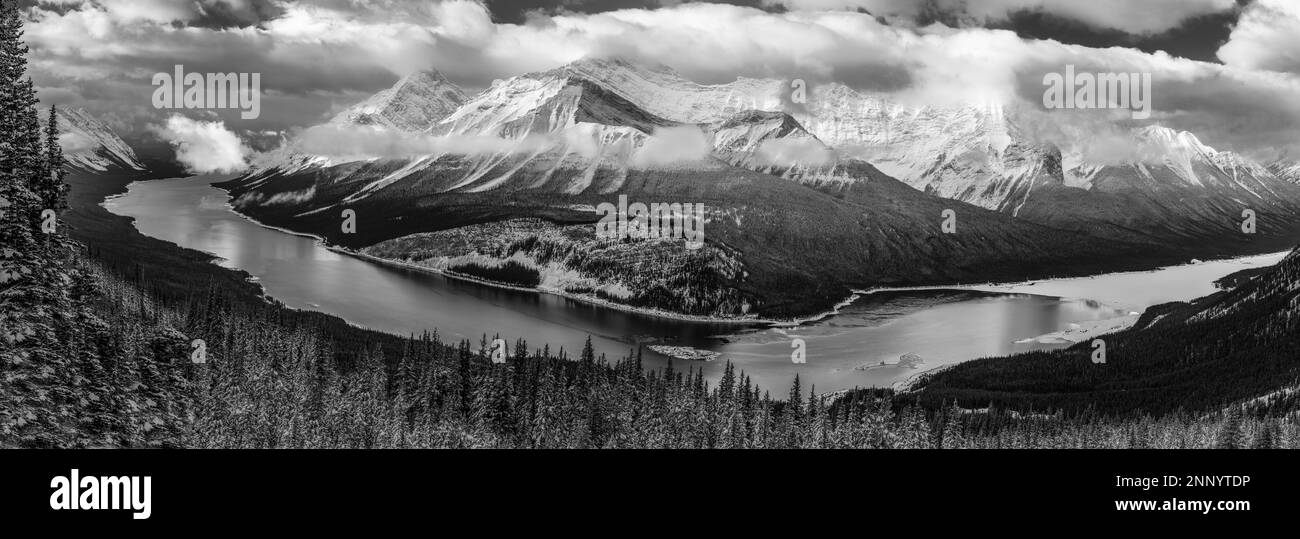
[222,57,1300,318]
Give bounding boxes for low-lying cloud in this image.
[292,124,552,161]
[631,126,712,168]
[57,131,98,154]
[754,138,835,167]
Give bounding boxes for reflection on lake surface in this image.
[105,175,1279,394]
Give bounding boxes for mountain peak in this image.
[393,69,451,91]
[562,56,683,80]
[330,68,467,131]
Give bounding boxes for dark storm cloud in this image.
[483,0,779,24]
[763,0,1247,61]
[482,0,1253,63]
[991,3,1248,63]
[17,0,286,27]
[188,0,286,29]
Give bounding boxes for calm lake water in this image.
[105,175,1284,394]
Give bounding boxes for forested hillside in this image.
[913,247,1300,417]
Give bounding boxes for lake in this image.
[104,175,1287,394]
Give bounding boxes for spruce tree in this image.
[0,0,82,446]
[1251,420,1277,449]
[41,105,65,211]
[1214,408,1245,449]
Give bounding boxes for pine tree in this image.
[40,105,65,212]
[0,0,81,446]
[939,401,966,449]
[718,360,735,403]
[1251,420,1278,449]
[1214,408,1245,449]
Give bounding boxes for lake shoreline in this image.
[215,191,776,327]
[206,171,1290,330]
[112,175,1291,356]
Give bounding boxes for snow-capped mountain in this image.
[708,110,834,175]
[556,61,1298,215]
[1074,126,1284,195]
[330,70,468,131]
[43,108,145,173]
[256,57,1299,218]
[249,58,850,199]
[495,59,1300,216]
[241,57,1300,250]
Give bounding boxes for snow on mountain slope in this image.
[451,60,1066,212]
[1269,161,1300,185]
[708,110,842,181]
[44,108,145,173]
[561,58,785,124]
[249,60,720,202]
[514,59,1054,209]
[256,57,1044,201]
[1087,126,1284,198]
[249,57,1300,219]
[531,59,1300,214]
[248,69,468,179]
[329,70,467,131]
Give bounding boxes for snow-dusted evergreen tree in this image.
[1215,408,1245,449]
[40,104,66,212]
[0,0,76,446]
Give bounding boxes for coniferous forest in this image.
[3,3,1300,450]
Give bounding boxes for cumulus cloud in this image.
[20,0,1300,162]
[1217,0,1300,75]
[151,114,250,173]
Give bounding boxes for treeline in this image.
[11,221,1300,448]
[447,260,541,288]
[14,258,1299,449]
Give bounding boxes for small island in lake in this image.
[648,345,721,362]
[855,353,925,371]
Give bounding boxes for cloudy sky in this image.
[17,0,1300,168]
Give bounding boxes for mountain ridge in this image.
[42,107,146,173]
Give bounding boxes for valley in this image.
[219,58,1300,319]
[102,173,1292,397]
